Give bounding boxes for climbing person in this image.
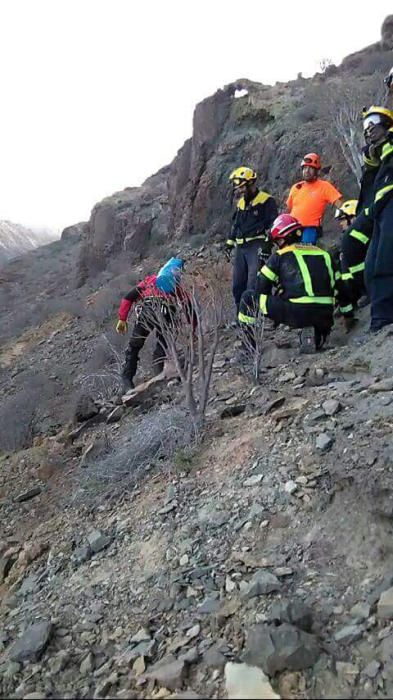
[335,199,369,306]
[115,257,189,391]
[350,105,393,332]
[238,214,354,353]
[226,166,278,315]
[286,153,343,244]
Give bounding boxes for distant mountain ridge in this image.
[0,220,57,265]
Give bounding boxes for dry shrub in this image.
[72,405,195,503]
[0,392,37,453]
[140,263,227,433]
[78,333,124,400]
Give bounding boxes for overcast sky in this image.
[0,1,392,231]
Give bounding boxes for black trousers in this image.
[123,306,171,381]
[239,290,333,335]
[233,240,263,311]
[365,230,393,331]
[341,234,367,302]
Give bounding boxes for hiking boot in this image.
[299,327,316,354]
[314,326,330,351]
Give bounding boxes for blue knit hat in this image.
[156,257,184,292]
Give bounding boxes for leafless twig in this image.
[140,265,225,435]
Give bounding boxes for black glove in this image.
[224,244,234,262]
[257,246,271,268]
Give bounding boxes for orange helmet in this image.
[301,153,321,170]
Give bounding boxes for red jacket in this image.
[118,274,192,322]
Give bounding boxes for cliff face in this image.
[76,18,393,282]
[0,221,57,266]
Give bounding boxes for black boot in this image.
[121,347,139,391]
[314,327,329,351]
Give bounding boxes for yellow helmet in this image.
[229,166,257,188]
[335,199,358,220]
[362,105,393,125]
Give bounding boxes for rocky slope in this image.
[0,221,57,266]
[1,16,393,700]
[2,310,393,699]
[75,18,393,284]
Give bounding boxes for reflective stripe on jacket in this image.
[226,189,278,249]
[256,243,352,315]
[351,129,393,276]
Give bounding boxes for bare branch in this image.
[139,264,226,435]
[325,74,387,185]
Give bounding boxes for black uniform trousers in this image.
[341,234,367,303]
[365,218,393,331]
[233,240,264,312]
[240,290,333,336]
[123,304,173,381]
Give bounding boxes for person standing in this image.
[334,200,370,305]
[287,153,343,244]
[352,106,393,332]
[226,166,277,314]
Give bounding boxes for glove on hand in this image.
[116,320,128,334]
[224,244,234,262]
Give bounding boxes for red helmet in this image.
[271,214,302,242]
[301,152,321,169]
